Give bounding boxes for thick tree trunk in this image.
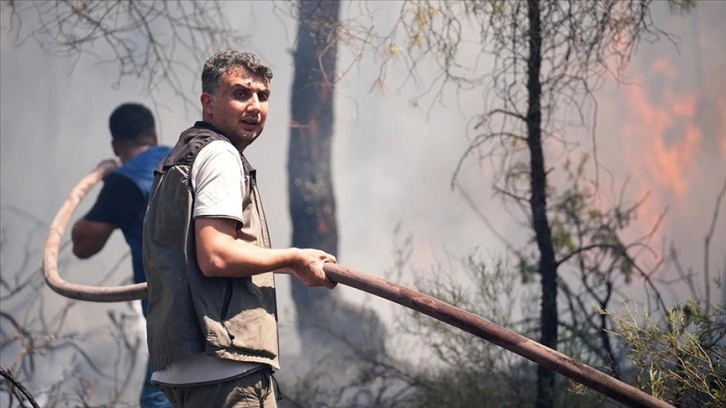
[288,0,340,318]
[525,1,558,407]
[288,0,386,354]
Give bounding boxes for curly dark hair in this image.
[202,50,273,94]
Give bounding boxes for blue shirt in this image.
[85,145,172,314]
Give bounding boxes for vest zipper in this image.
[250,178,280,363]
[220,278,235,342]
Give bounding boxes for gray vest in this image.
[143,122,279,371]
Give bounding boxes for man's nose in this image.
[247,94,261,112]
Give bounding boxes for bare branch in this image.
[3,0,241,109]
[703,177,726,313]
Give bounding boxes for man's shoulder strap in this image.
[157,125,230,173]
[239,155,256,179]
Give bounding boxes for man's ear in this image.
[201,93,213,117]
[111,140,120,157]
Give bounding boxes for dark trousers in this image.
[160,367,276,408]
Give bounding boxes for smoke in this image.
[1,0,724,404]
[333,1,726,310]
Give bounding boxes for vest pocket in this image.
[211,277,278,359]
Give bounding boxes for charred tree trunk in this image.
[525,1,558,407]
[288,0,340,319]
[288,0,386,353]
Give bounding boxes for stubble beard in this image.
[232,129,260,151]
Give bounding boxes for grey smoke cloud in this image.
[1,0,724,404]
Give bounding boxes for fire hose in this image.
[43,161,673,408]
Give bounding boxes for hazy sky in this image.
[1,0,724,401]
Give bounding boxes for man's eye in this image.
[258,93,269,102]
[235,90,249,99]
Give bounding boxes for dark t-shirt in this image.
[84,170,147,304]
[85,172,145,228]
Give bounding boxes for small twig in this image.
[0,366,40,408]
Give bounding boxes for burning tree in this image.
[327,0,702,406]
[286,0,387,353]
[2,0,721,406]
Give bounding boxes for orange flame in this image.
[622,57,702,200]
[596,4,726,290]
